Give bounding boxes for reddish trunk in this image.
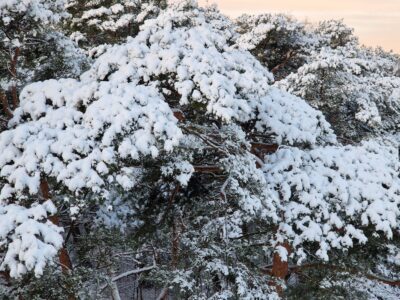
[0,92,12,119]
[40,179,76,300]
[249,143,291,293]
[40,179,73,273]
[173,110,185,121]
[270,242,291,295]
[163,185,181,300]
[169,185,180,270]
[271,242,290,279]
[193,165,223,174]
[11,86,18,110]
[250,143,279,156]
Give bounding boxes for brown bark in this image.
[40,179,73,273]
[250,143,279,160]
[171,221,179,269]
[0,92,12,119]
[264,242,290,296]
[173,110,185,122]
[271,242,291,279]
[11,86,18,110]
[193,165,223,174]
[252,142,288,295]
[251,143,279,154]
[40,179,76,300]
[248,142,290,294]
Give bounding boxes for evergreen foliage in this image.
[0,1,399,299]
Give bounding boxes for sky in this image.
[198,0,400,53]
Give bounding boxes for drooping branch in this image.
[262,262,400,287]
[99,263,156,297]
[289,263,400,287]
[111,264,156,282]
[193,143,278,172]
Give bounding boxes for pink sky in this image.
[198,0,400,53]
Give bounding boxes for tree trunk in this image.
[162,185,181,300]
[0,92,12,119]
[109,278,122,300]
[271,242,290,279]
[271,242,291,295]
[40,178,75,299]
[40,179,73,272]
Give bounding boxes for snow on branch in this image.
[0,0,67,25]
[0,80,182,197]
[111,263,156,282]
[263,140,400,261]
[0,200,63,278]
[0,0,335,200]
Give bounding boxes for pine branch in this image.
[111,264,156,282]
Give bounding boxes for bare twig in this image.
[112,264,156,282]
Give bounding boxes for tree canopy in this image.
[0,1,399,299]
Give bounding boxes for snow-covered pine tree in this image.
[236,12,400,143]
[0,1,88,298]
[277,44,400,142]
[315,19,358,49]
[235,17,358,79]
[237,9,400,298]
[0,1,334,297]
[0,0,87,127]
[236,13,312,80]
[0,0,399,299]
